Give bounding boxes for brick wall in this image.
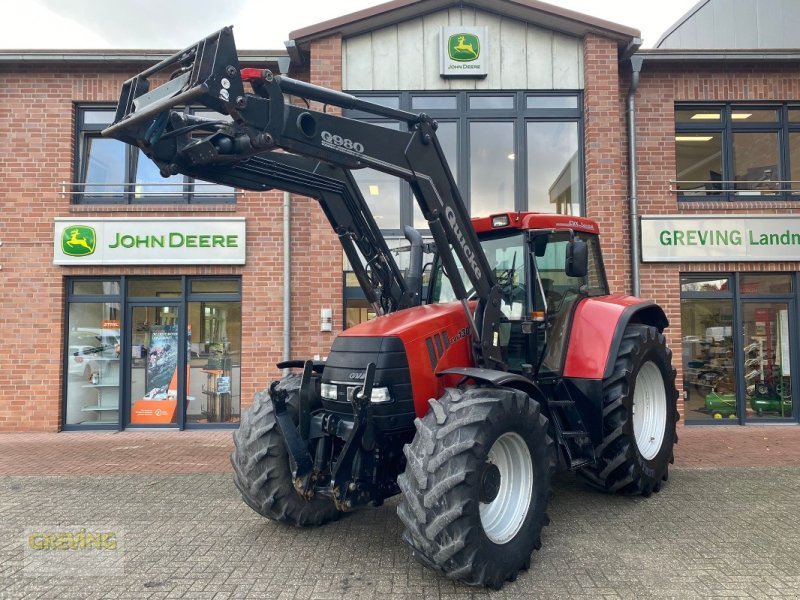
[0,57,346,430]
[635,61,800,420]
[582,35,630,295]
[288,35,344,363]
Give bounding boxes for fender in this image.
[437,367,545,402]
[562,295,669,381]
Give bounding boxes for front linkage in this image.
[271,361,386,511]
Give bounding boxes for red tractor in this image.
[105,28,679,589]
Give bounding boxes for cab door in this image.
[529,230,607,377]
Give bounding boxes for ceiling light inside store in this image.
[690,113,721,120]
[675,136,713,142]
[731,113,753,120]
[507,153,516,160]
[369,185,380,196]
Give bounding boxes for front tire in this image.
[231,375,341,526]
[397,387,556,589]
[578,324,679,495]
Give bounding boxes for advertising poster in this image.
[146,325,179,398]
[131,325,192,424]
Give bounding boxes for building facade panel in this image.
[636,58,800,424]
[2,0,797,432]
[342,8,583,91]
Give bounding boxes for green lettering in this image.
[185,235,197,248]
[659,230,672,245]
[169,232,184,247]
[198,235,210,248]
[674,231,685,245]
[226,235,238,247]
[212,235,225,247]
[686,230,697,245]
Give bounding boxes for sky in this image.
[0,0,702,51]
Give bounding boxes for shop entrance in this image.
[126,304,186,428]
[681,273,798,424]
[63,276,243,430]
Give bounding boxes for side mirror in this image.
[565,238,588,279]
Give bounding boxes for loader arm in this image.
[177,149,419,314]
[103,26,504,369]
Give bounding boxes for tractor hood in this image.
[338,302,475,416]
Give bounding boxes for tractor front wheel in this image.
[397,387,556,589]
[579,324,679,496]
[231,374,341,526]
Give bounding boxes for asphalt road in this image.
[1,466,799,599]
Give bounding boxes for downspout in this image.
[626,50,644,296]
[278,56,292,373]
[283,190,291,370]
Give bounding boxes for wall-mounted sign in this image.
[641,215,800,262]
[54,218,246,265]
[440,26,488,78]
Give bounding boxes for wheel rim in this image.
[479,432,533,544]
[632,361,667,461]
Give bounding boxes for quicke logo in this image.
[448,33,480,62]
[61,226,96,257]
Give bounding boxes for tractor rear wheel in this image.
[578,324,679,496]
[231,374,341,526]
[397,387,556,589]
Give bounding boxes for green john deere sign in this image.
[440,26,488,78]
[61,225,96,257]
[448,33,480,62]
[54,218,246,265]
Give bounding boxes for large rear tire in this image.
[231,374,341,526]
[578,324,679,496]
[397,387,556,589]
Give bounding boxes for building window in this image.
[64,292,122,427]
[74,106,235,204]
[63,277,242,429]
[344,91,583,233]
[680,273,796,424]
[675,104,800,200]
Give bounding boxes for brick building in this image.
[0,0,797,431]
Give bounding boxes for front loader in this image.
[104,27,679,589]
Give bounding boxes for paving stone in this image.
[0,467,799,598]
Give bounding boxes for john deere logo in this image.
[448,33,480,62]
[61,226,96,257]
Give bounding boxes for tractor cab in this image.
[429,212,609,376]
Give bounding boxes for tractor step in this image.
[547,400,575,407]
[560,430,589,439]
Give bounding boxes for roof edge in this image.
[653,0,710,49]
[637,48,800,62]
[0,49,287,65]
[288,0,639,49]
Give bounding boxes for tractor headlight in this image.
[369,387,392,403]
[320,383,392,403]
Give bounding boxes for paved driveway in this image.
[1,465,799,599]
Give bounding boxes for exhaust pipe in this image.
[403,226,423,306]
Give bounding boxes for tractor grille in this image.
[321,336,415,432]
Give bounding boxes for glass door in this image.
[741,302,794,421]
[126,304,184,427]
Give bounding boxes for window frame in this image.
[73,104,236,205]
[62,275,243,431]
[675,103,800,201]
[680,272,800,425]
[343,90,584,234]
